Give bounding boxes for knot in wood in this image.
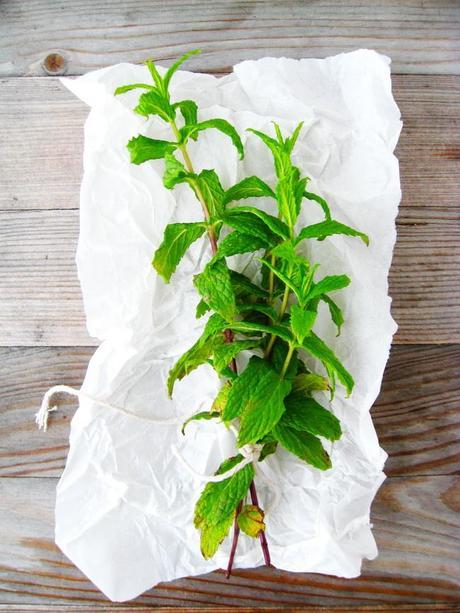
[43,53,67,75]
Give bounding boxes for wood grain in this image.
[1,345,458,479]
[0,475,458,607]
[0,75,459,345]
[0,1,460,77]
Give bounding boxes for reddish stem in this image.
[226,500,243,578]
[250,482,271,567]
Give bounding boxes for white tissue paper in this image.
[58,49,402,602]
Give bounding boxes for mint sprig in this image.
[115,50,369,575]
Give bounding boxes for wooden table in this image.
[0,1,459,609]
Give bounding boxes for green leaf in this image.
[302,332,354,395]
[273,424,332,470]
[281,392,342,441]
[290,305,317,344]
[322,295,344,336]
[259,257,302,303]
[270,339,302,381]
[293,373,329,393]
[285,121,304,153]
[203,313,227,337]
[230,271,268,299]
[238,303,278,321]
[194,260,237,321]
[296,220,369,246]
[212,381,232,413]
[307,275,351,301]
[247,128,291,178]
[276,169,299,228]
[237,505,266,538]
[127,135,176,164]
[223,211,277,245]
[199,514,233,559]
[182,118,244,159]
[259,440,278,462]
[163,49,201,92]
[225,206,289,240]
[193,170,225,219]
[195,299,210,318]
[167,334,214,397]
[152,222,206,282]
[145,60,165,92]
[228,320,293,343]
[114,83,154,95]
[162,153,190,189]
[212,338,260,374]
[181,411,220,435]
[222,357,291,445]
[303,191,331,220]
[194,454,254,527]
[214,231,268,260]
[134,89,175,121]
[223,176,275,205]
[174,99,198,126]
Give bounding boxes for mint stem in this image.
[226,500,243,578]
[250,481,271,567]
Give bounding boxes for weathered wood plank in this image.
[1,207,459,346]
[0,1,459,77]
[1,345,458,478]
[0,475,458,606]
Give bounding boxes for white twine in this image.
[36,385,177,432]
[37,386,281,506]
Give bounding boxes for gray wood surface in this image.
[1,0,459,609]
[0,0,460,77]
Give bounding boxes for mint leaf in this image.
[293,372,329,393]
[174,99,198,127]
[167,334,214,397]
[307,274,351,301]
[214,231,267,260]
[303,191,331,220]
[145,60,165,92]
[212,338,260,374]
[225,206,289,240]
[228,320,293,344]
[134,89,175,121]
[127,135,176,164]
[222,357,291,445]
[194,455,254,526]
[302,332,354,395]
[193,170,225,219]
[181,411,220,435]
[237,505,266,538]
[182,118,244,159]
[259,440,278,461]
[247,128,291,178]
[203,312,228,337]
[259,257,302,303]
[114,83,154,95]
[273,424,331,470]
[152,222,206,282]
[281,391,341,441]
[163,49,201,92]
[284,121,304,153]
[223,176,275,205]
[296,220,369,246]
[195,299,210,318]
[212,381,232,413]
[199,514,234,559]
[238,303,278,321]
[163,153,190,189]
[230,270,268,299]
[223,211,277,245]
[270,340,302,381]
[322,295,344,335]
[194,260,237,321]
[290,305,317,344]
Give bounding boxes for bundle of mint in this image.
[46,49,401,602]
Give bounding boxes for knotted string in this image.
[36,384,177,432]
[37,385,281,509]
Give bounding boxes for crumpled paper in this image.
[58,49,402,602]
